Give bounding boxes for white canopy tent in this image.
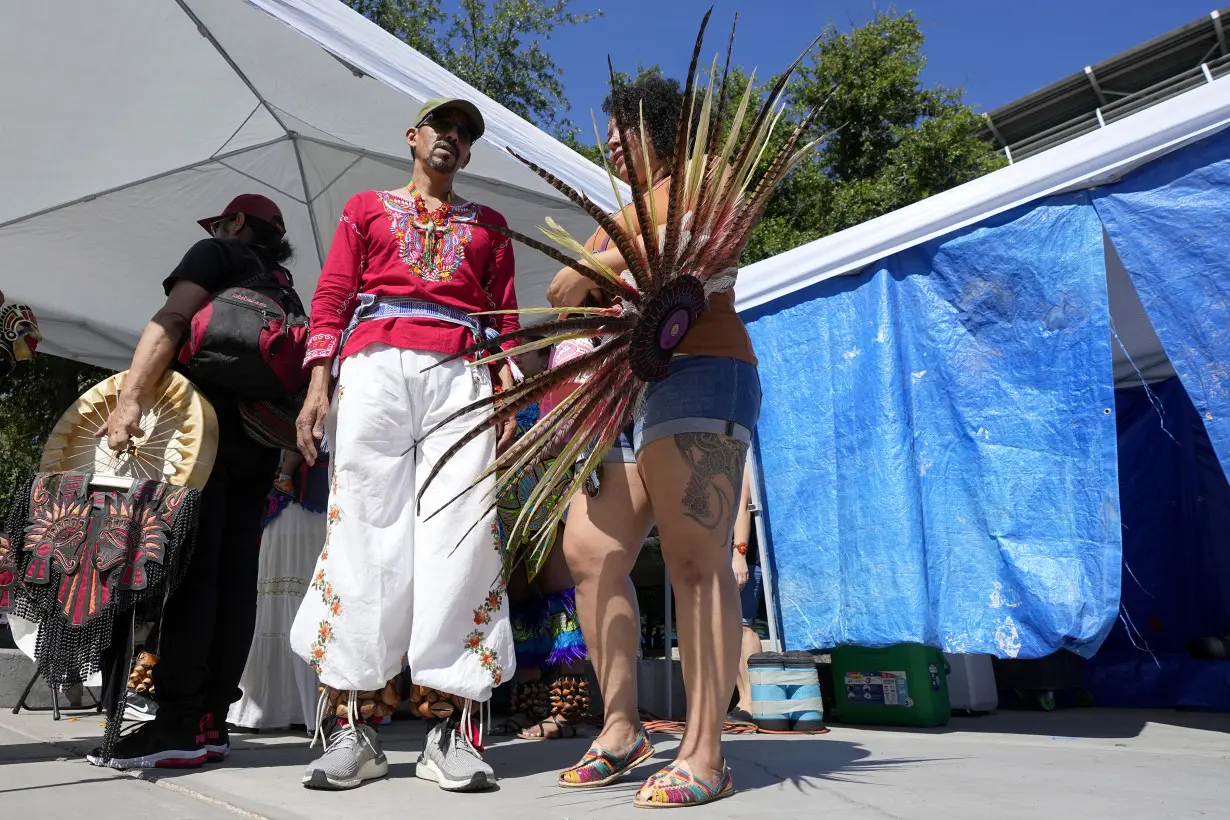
[736,73,1230,386]
[0,0,622,370]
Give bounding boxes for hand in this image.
[96,397,145,453]
[296,379,332,466]
[547,266,601,308]
[732,550,749,590]
[495,363,517,455]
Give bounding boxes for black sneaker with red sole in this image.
[201,712,229,762]
[86,720,207,770]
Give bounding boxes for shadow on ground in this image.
[823,707,1230,740]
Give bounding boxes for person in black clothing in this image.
[91,194,291,769]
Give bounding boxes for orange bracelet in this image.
[733,542,748,555]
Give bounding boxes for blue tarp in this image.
[1107,377,1230,656]
[1084,377,1230,709]
[1093,130,1230,481]
[745,194,1122,658]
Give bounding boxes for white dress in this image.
[228,496,325,730]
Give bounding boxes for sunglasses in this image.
[209,216,236,235]
[421,111,473,143]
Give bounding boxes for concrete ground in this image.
[1,707,1227,819]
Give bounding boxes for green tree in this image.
[0,357,111,519]
[552,11,1002,264]
[743,10,1006,263]
[344,0,601,134]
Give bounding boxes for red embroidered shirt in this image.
[304,189,518,365]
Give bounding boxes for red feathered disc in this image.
[628,277,707,382]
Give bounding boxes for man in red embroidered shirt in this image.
[290,97,518,792]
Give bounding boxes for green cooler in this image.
[830,643,951,727]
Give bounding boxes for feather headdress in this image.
[419,8,831,580]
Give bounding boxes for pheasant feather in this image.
[504,146,651,289]
[607,56,659,283]
[475,220,637,301]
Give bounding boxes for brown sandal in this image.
[491,712,534,736]
[519,675,589,740]
[519,714,580,740]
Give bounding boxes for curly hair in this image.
[246,216,295,266]
[602,72,697,162]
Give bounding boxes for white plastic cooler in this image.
[945,653,998,713]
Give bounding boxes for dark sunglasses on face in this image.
[421,112,473,143]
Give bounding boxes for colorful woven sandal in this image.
[558,728,655,789]
[633,761,735,809]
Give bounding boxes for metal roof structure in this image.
[981,7,1230,161]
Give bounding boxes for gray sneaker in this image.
[416,717,495,791]
[302,722,388,790]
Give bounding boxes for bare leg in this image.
[534,532,576,593]
[636,433,746,789]
[735,626,761,713]
[561,463,654,758]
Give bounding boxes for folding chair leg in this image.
[12,668,40,715]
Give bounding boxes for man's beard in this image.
[426,140,459,173]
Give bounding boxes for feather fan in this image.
[417,7,833,581]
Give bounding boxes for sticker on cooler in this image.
[844,671,914,707]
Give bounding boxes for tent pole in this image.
[291,137,327,268]
[747,448,782,652]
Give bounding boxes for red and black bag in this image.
[178,257,309,400]
[237,390,304,451]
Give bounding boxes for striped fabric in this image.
[558,729,654,788]
[340,294,498,357]
[634,762,734,807]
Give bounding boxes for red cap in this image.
[197,194,286,234]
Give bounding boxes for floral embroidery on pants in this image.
[465,583,506,686]
[308,560,343,674]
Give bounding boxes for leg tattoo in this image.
[674,433,748,532]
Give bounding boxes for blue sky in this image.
[546,0,1221,136]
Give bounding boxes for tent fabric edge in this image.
[736,75,1230,314]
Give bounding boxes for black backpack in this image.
[177,247,309,400]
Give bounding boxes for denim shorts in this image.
[602,355,762,462]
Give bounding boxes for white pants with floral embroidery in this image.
[289,343,513,701]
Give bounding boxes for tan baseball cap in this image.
[415,96,485,142]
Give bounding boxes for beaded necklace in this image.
[404,184,453,274]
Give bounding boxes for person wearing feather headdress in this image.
[289,97,518,792]
[410,12,828,806]
[549,71,760,808]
